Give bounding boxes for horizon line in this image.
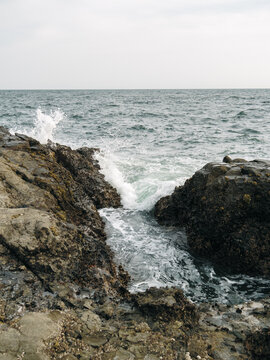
[0,87,269,91]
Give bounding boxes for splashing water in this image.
[29,109,64,144]
[10,109,64,144]
[95,150,137,209]
[96,151,182,211]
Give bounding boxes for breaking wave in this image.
[95,151,138,209]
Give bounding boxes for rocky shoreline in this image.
[0,127,269,359]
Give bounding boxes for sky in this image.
[0,0,270,89]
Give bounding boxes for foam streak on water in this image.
[1,89,270,304]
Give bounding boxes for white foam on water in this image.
[99,207,200,295]
[95,151,138,209]
[11,108,64,144]
[95,149,186,211]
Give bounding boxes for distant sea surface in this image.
[1,89,270,304]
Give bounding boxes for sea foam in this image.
[95,151,137,209]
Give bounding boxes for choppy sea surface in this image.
[1,89,270,304]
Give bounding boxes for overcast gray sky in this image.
[0,0,269,89]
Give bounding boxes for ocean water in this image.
[1,89,270,304]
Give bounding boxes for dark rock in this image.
[132,287,198,325]
[155,158,270,277]
[223,155,232,163]
[52,144,121,209]
[245,328,270,360]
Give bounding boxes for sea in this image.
[1,89,270,304]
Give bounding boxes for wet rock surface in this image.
[155,156,270,277]
[0,128,269,360]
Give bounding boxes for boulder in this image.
[133,287,198,325]
[245,328,270,360]
[0,312,61,360]
[155,157,270,277]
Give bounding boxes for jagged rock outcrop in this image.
[155,157,270,277]
[52,144,121,209]
[0,126,126,301]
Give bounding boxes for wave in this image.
[136,112,160,117]
[236,111,247,118]
[72,114,83,120]
[94,151,137,209]
[130,124,147,131]
[95,149,184,212]
[106,104,119,108]
[243,128,261,134]
[227,96,240,100]
[136,180,179,211]
[0,112,14,118]
[11,108,64,144]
